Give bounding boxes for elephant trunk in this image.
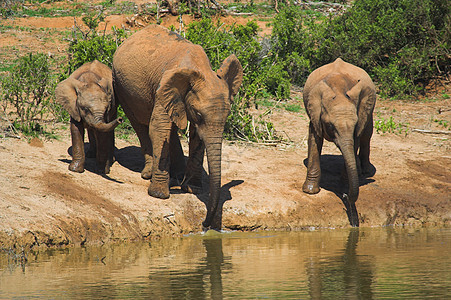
[86,113,123,132]
[339,139,359,204]
[92,118,123,132]
[202,135,223,230]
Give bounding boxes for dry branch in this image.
[412,128,451,135]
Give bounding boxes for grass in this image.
[284,103,304,113]
[256,98,305,114]
[374,114,409,135]
[2,0,138,18]
[433,119,450,130]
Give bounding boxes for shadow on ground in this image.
[303,154,376,226]
[59,144,125,183]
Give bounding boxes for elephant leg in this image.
[148,104,172,199]
[182,123,205,194]
[95,130,114,174]
[303,122,323,194]
[127,113,153,179]
[86,128,97,158]
[69,117,85,173]
[169,124,186,184]
[359,115,374,176]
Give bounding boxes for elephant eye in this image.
[196,111,203,122]
[191,110,203,123]
[326,123,335,132]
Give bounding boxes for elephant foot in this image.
[181,175,203,194]
[148,180,170,199]
[302,179,320,194]
[169,172,185,187]
[69,160,85,173]
[95,164,110,175]
[181,183,203,194]
[141,165,152,180]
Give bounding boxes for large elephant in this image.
[55,60,122,174]
[302,58,376,221]
[112,25,243,230]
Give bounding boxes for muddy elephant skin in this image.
[55,60,122,174]
[112,25,243,230]
[302,58,376,209]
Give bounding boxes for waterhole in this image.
[1,227,450,298]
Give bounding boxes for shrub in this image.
[374,115,409,135]
[270,1,450,97]
[315,0,450,97]
[0,52,57,136]
[62,12,128,77]
[270,5,324,86]
[183,19,282,142]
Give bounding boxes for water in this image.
[1,227,450,299]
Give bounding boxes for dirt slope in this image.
[1,96,450,249]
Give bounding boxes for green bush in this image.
[374,115,409,135]
[184,19,282,142]
[270,1,450,97]
[62,12,128,77]
[317,0,450,97]
[0,52,57,136]
[270,6,324,86]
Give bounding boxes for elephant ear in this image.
[55,78,86,122]
[216,54,243,98]
[305,80,335,136]
[156,68,204,130]
[346,78,376,137]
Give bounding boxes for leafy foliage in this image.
[183,19,282,142]
[269,6,322,86]
[374,115,409,135]
[271,0,450,97]
[62,12,128,77]
[0,53,58,136]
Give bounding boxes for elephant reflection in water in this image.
[307,230,374,299]
[147,238,226,299]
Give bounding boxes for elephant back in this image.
[113,25,214,104]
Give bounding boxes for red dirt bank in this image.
[1,97,450,249]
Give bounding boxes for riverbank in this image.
[1,97,450,249]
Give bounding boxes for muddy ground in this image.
[0,1,450,249]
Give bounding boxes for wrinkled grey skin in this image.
[112,25,243,230]
[55,60,122,174]
[302,58,376,225]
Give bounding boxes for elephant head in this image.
[156,54,243,229]
[306,73,375,203]
[55,73,122,131]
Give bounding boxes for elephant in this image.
[55,60,123,174]
[302,58,376,223]
[112,25,243,230]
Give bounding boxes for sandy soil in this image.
[0,3,450,249]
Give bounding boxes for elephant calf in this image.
[55,60,122,174]
[302,58,376,214]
